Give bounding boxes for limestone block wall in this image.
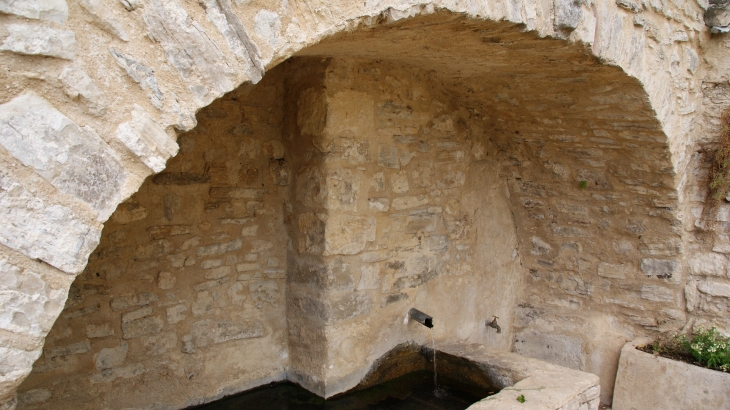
[15,68,291,410]
[0,0,725,406]
[282,57,522,396]
[681,32,730,333]
[15,56,524,407]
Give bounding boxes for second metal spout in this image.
[408,308,433,328]
[487,316,501,334]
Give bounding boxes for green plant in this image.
[579,180,587,190]
[678,327,730,372]
[516,394,526,403]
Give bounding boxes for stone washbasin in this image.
[353,341,600,410]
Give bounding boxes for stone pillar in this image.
[283,59,378,395]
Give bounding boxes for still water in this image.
[190,370,493,410]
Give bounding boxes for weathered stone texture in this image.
[57,66,106,116]
[0,0,68,23]
[143,0,237,105]
[17,68,290,409]
[115,106,178,173]
[77,0,129,41]
[0,0,720,406]
[0,24,76,60]
[0,169,100,274]
[0,93,125,217]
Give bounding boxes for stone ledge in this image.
[432,342,599,410]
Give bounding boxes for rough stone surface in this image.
[57,65,106,116]
[0,0,68,23]
[199,0,264,83]
[115,105,178,173]
[613,341,730,410]
[77,0,128,41]
[0,0,724,407]
[0,169,100,274]
[0,24,76,60]
[143,0,237,106]
[0,92,125,217]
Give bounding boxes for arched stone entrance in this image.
[0,0,707,408]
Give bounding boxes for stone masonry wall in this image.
[15,66,291,410]
[297,18,688,404]
[681,30,730,335]
[0,0,725,406]
[16,56,525,407]
[282,57,523,396]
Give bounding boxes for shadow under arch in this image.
[16,10,680,410]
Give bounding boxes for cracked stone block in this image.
[391,195,428,211]
[640,258,678,278]
[297,88,327,142]
[17,389,51,406]
[0,92,126,217]
[324,90,374,144]
[250,281,279,308]
[46,341,89,359]
[157,271,175,289]
[78,0,129,41]
[199,0,263,83]
[143,0,237,105]
[705,0,730,28]
[191,319,265,348]
[86,323,114,338]
[324,214,376,255]
[116,105,179,173]
[698,280,730,297]
[122,315,164,339]
[166,304,187,324]
[0,170,100,274]
[0,0,68,23]
[377,143,400,169]
[0,24,76,60]
[325,169,360,211]
[109,48,164,109]
[95,341,127,370]
[254,9,281,48]
[0,346,42,395]
[368,198,389,212]
[640,285,675,302]
[597,263,628,279]
[687,253,727,276]
[58,65,107,116]
[122,306,152,324]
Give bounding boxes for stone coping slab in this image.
[613,339,730,410]
[431,342,600,410]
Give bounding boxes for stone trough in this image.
[612,340,730,410]
[355,341,600,410]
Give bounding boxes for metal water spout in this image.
[486,316,501,334]
[408,308,433,328]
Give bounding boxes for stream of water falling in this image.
[431,328,447,399]
[431,329,437,387]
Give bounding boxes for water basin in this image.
[189,370,493,410]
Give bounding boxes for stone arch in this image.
[0,0,705,407]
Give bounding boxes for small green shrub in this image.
[678,327,730,372]
[516,394,526,403]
